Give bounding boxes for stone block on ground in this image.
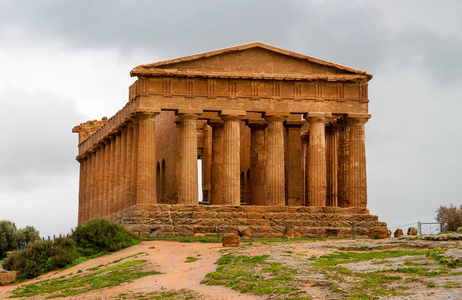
[222,233,240,247]
[407,227,418,235]
[387,230,392,238]
[0,270,17,286]
[369,226,388,239]
[394,229,404,238]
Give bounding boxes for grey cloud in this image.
[0,88,85,192]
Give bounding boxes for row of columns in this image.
[77,111,159,224]
[200,111,370,208]
[78,109,369,224]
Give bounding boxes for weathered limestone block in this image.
[369,226,388,239]
[407,227,418,236]
[0,270,17,286]
[387,230,392,238]
[222,233,240,247]
[394,229,404,238]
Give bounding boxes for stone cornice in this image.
[131,69,370,82]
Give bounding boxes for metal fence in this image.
[418,222,442,235]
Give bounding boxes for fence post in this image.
[418,221,421,235]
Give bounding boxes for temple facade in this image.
[73,42,384,237]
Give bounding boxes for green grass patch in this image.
[10,260,160,298]
[442,282,461,288]
[201,254,304,298]
[185,256,199,263]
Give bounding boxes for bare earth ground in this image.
[1,237,462,299]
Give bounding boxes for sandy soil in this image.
[1,237,462,299]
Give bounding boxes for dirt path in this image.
[1,237,462,299]
[0,241,263,300]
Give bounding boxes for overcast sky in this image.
[1,0,461,237]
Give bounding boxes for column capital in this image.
[76,155,86,163]
[304,112,332,123]
[346,113,371,125]
[177,108,203,116]
[177,113,200,121]
[136,108,161,116]
[264,111,290,123]
[220,110,246,121]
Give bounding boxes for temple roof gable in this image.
[130,42,372,80]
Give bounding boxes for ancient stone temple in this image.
[73,42,386,237]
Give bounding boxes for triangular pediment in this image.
[131,42,372,80]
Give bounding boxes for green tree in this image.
[0,220,18,258]
[17,226,40,249]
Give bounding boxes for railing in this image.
[418,221,442,235]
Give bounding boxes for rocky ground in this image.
[0,234,461,299]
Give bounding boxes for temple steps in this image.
[109,204,386,238]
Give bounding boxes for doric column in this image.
[96,144,103,217]
[326,125,339,206]
[176,110,201,204]
[128,120,138,207]
[96,143,105,216]
[202,124,212,203]
[220,110,246,205]
[337,119,349,207]
[114,131,122,212]
[108,135,117,214]
[84,153,92,222]
[77,156,86,225]
[264,112,289,206]
[346,113,370,207]
[208,118,224,205]
[177,112,199,204]
[284,120,304,206]
[119,125,128,210]
[301,132,309,205]
[247,120,266,206]
[304,112,332,206]
[102,139,110,216]
[89,150,97,219]
[136,110,160,204]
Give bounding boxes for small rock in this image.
[369,226,388,239]
[407,227,418,236]
[387,230,392,238]
[222,233,240,247]
[149,246,156,249]
[394,229,404,238]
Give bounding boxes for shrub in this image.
[2,237,80,280]
[436,204,462,232]
[17,226,40,249]
[0,220,18,258]
[71,218,139,256]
